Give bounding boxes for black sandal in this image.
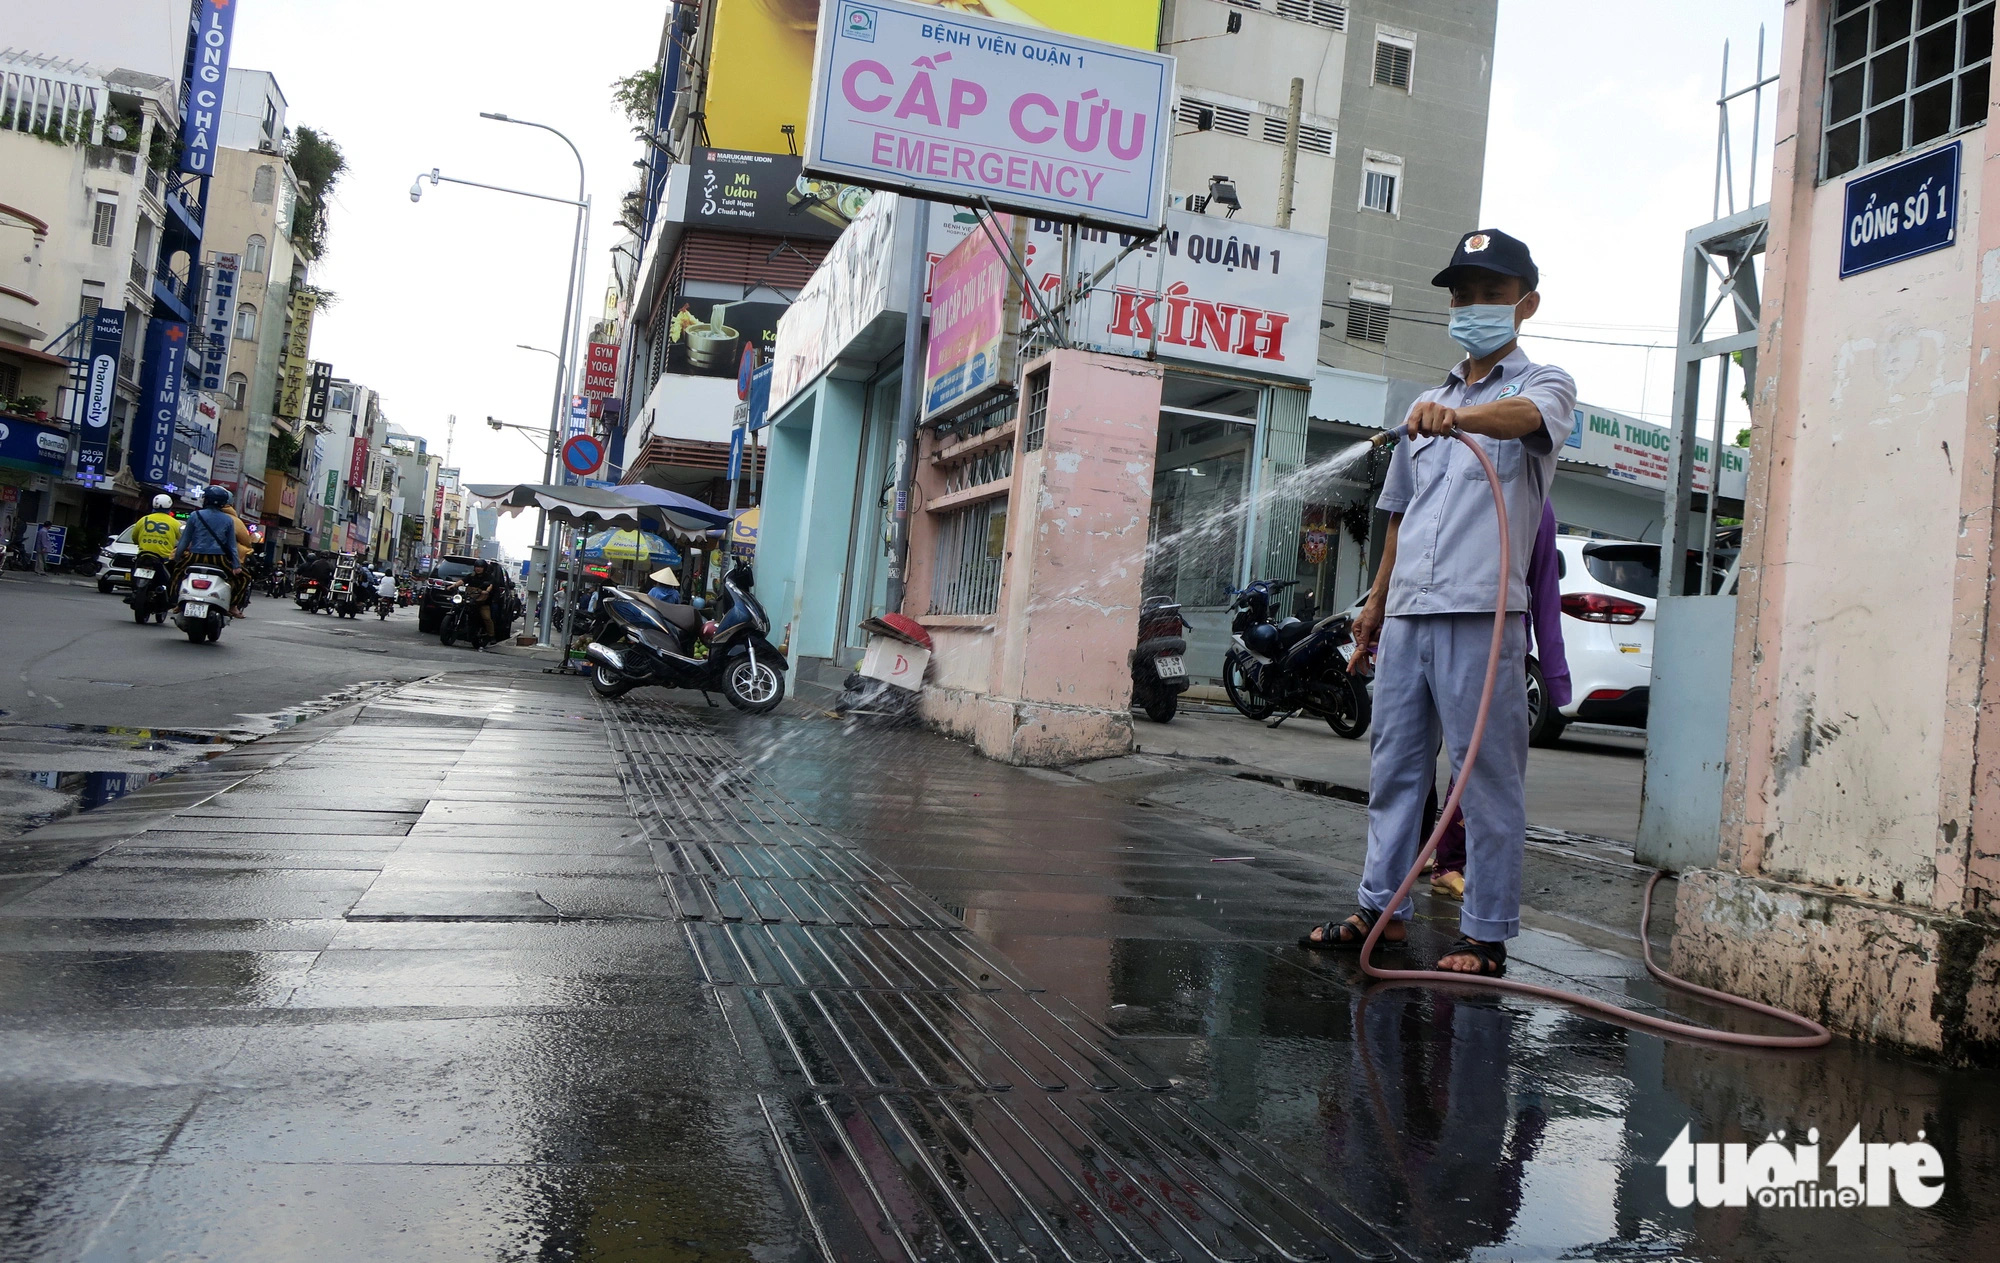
[1299,907,1402,952]
[1433,936,1507,977]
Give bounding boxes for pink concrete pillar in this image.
[910,350,1163,765]
[1676,0,2000,1059]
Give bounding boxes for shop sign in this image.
[805,0,1174,232]
[279,476,299,515]
[177,1,237,176]
[924,209,1326,381]
[348,432,369,489]
[923,211,1020,420]
[277,289,318,419]
[135,318,188,486]
[306,361,333,425]
[1840,140,1958,279]
[686,149,868,240]
[0,418,69,474]
[583,342,620,397]
[78,307,125,483]
[1565,402,1749,500]
[770,192,905,413]
[197,252,238,391]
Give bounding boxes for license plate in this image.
[134,570,155,581]
[1337,643,1355,662]
[183,602,207,618]
[1154,655,1186,679]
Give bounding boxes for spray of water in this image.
[1025,436,1383,618]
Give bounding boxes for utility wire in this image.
[1321,298,1673,349]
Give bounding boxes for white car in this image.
[1531,537,1689,744]
[95,524,141,593]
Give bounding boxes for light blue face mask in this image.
[1447,299,1522,358]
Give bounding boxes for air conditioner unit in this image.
[257,139,277,154]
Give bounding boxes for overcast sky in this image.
[226,0,1783,555]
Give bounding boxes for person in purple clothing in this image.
[1430,497,1569,899]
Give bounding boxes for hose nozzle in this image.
[1369,428,1401,448]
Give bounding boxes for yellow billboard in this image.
[704,0,1163,153]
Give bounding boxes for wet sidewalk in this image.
[1,675,1996,1260]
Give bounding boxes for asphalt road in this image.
[0,572,547,836]
[0,571,535,731]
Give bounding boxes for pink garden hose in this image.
[1356,428,1830,1050]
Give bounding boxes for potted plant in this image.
[12,395,50,420]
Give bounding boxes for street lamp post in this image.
[410,145,589,646]
[479,113,591,650]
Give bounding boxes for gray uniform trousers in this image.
[1359,611,1529,941]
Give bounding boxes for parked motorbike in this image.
[1221,577,1371,738]
[585,560,787,712]
[123,556,173,624]
[172,564,232,644]
[1128,595,1190,723]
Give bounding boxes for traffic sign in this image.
[562,434,605,477]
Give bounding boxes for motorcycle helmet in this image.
[202,485,233,509]
[1243,623,1281,659]
[152,494,173,511]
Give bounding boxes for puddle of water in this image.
[0,679,408,838]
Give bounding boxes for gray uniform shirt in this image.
[1377,347,1577,615]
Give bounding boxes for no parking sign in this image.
[562,434,604,478]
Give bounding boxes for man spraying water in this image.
[1300,229,1575,977]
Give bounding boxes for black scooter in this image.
[1221,577,1371,738]
[1128,595,1190,723]
[124,556,173,624]
[584,561,787,713]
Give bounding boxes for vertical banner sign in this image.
[135,318,188,486]
[563,395,589,485]
[348,432,369,489]
[79,308,126,483]
[178,0,238,176]
[923,212,1018,420]
[198,252,238,390]
[582,342,620,397]
[305,361,332,426]
[278,289,318,418]
[325,470,338,507]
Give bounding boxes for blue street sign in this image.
[728,425,745,481]
[747,362,773,431]
[1840,140,1958,279]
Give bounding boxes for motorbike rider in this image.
[129,494,182,607]
[374,567,398,604]
[464,558,500,645]
[170,486,248,615]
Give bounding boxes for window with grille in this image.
[1177,96,1251,136]
[1374,38,1414,90]
[1823,0,1992,180]
[1259,116,1336,154]
[1346,297,1390,344]
[90,201,116,247]
[931,498,1006,616]
[0,365,19,402]
[1362,168,1398,213]
[78,293,101,322]
[1023,366,1050,451]
[1276,0,1348,30]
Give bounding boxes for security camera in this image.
[409,181,423,203]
